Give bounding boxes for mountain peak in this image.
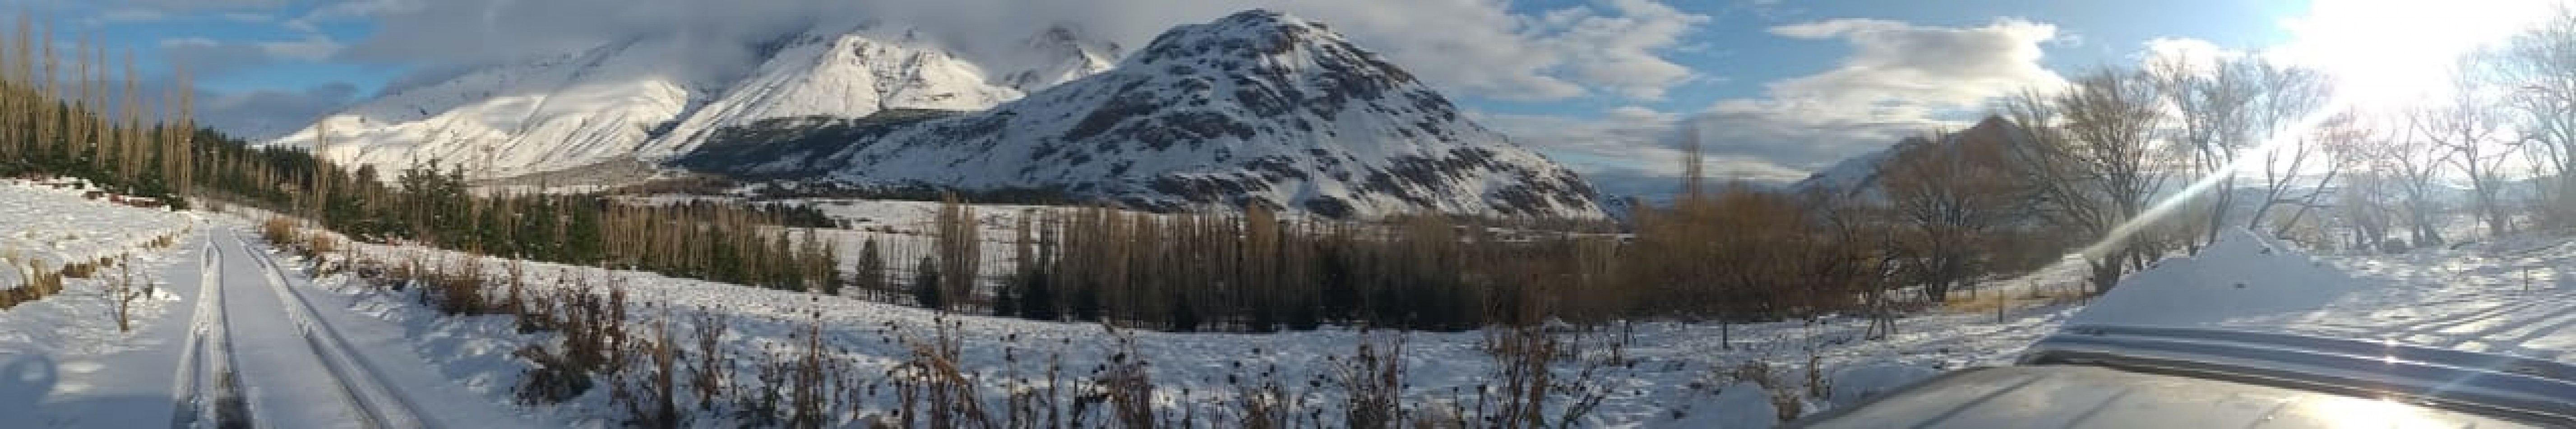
[676,11,1604,219]
[1213,9,1309,28]
[1133,9,1351,65]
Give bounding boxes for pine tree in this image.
[912,256,943,310]
[1008,273,1044,322]
[854,238,886,300]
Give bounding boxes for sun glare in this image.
[2304,396,2454,428]
[2272,0,2565,110]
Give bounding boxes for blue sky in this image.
[15,0,2367,196]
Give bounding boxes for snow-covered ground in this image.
[0,179,190,290]
[280,201,2094,427]
[6,183,2574,427]
[2077,228,2575,362]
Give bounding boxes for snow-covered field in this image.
[280,200,2097,428]
[5,186,2573,427]
[0,179,196,425]
[0,179,190,290]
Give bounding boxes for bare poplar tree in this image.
[933,195,982,311]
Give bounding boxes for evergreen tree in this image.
[992,273,1020,317]
[1017,270,1056,322]
[854,239,886,299]
[1167,293,1200,333]
[911,256,943,310]
[1067,279,1101,322]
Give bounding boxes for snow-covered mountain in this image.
[675,10,1604,219]
[268,21,1121,178]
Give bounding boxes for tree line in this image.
[0,15,198,206]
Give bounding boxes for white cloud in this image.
[98,0,289,10]
[159,37,218,49]
[111,78,358,140]
[258,33,342,61]
[1491,17,2065,194]
[1540,0,1712,100]
[1697,18,2062,179]
[219,12,273,23]
[195,83,361,140]
[1764,18,2064,109]
[316,0,1706,103]
[94,8,167,23]
[159,33,342,78]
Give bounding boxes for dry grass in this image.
[260,216,300,245]
[1940,284,2085,315]
[1725,360,1807,423]
[1336,331,1408,428]
[58,259,102,279]
[0,258,66,309]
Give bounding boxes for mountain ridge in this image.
[273,9,1605,219]
[676,9,1605,218]
[269,20,1118,178]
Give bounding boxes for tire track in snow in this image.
[166,242,210,429]
[231,233,426,429]
[2396,298,2551,334]
[170,235,254,429]
[2430,295,2576,350]
[2494,305,2576,352]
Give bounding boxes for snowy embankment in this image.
[0,178,198,426]
[0,179,190,291]
[2072,228,2573,360]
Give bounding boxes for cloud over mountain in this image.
[1497,18,2067,196]
[331,0,1707,103]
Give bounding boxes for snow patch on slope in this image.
[273,23,1120,179]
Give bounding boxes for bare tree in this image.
[1999,68,2170,293]
[933,195,982,311]
[2412,74,2521,238]
[2153,55,2336,245]
[2264,110,2372,236]
[1879,119,2022,302]
[2335,168,2401,252]
[2153,55,2256,246]
[2359,108,2459,247]
[2483,7,2576,228]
